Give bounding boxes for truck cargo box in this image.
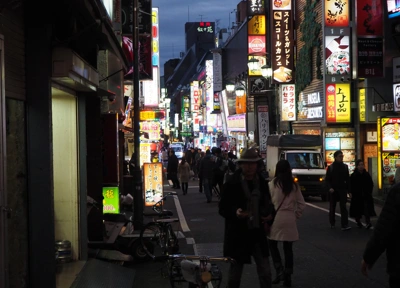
[267,135,322,147]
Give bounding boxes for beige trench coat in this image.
[267,179,306,242]
[178,162,191,182]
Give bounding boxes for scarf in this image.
[240,174,260,229]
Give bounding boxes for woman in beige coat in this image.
[178,158,191,195]
[267,159,306,287]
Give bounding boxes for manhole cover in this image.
[190,218,205,222]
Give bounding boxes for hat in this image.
[235,148,262,163]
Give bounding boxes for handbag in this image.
[263,194,287,235]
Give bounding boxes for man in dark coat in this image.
[325,150,351,230]
[198,149,215,202]
[167,150,180,189]
[361,184,400,288]
[219,147,274,288]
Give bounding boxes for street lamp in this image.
[235,86,245,97]
[226,81,235,92]
[247,56,260,72]
[261,64,273,79]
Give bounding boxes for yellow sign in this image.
[140,111,155,120]
[359,88,366,122]
[248,15,266,35]
[248,55,266,76]
[377,117,381,189]
[140,143,151,168]
[143,163,163,207]
[325,83,351,123]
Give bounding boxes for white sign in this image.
[143,67,159,107]
[281,84,296,121]
[306,106,323,119]
[394,83,400,112]
[258,106,269,153]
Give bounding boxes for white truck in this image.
[266,134,327,201]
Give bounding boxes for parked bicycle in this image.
[154,254,235,288]
[139,192,181,260]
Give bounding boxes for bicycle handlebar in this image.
[153,253,236,264]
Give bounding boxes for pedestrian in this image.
[167,149,180,189]
[394,161,400,184]
[219,147,275,288]
[198,149,215,203]
[178,157,191,195]
[212,147,226,195]
[325,150,351,230]
[349,159,376,229]
[361,184,400,287]
[161,147,169,169]
[197,151,205,193]
[267,159,306,287]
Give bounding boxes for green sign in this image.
[102,186,120,214]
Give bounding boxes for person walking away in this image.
[325,150,351,230]
[167,150,180,189]
[219,147,275,288]
[198,149,215,202]
[213,148,226,195]
[349,159,376,229]
[193,148,201,180]
[161,147,169,169]
[197,151,205,193]
[178,158,191,195]
[267,160,306,287]
[361,183,400,287]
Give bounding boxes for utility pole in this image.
[133,0,143,229]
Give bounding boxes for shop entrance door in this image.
[0,36,8,287]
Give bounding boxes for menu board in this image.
[382,153,400,185]
[380,118,400,186]
[381,120,400,151]
[102,186,120,214]
[325,130,356,174]
[364,144,377,172]
[143,163,164,207]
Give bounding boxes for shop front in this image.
[227,114,247,155]
[292,91,324,135]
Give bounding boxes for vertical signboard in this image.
[213,51,222,92]
[271,1,294,84]
[281,84,296,121]
[325,83,351,123]
[359,88,366,122]
[324,0,349,27]
[143,163,163,207]
[258,105,269,154]
[247,0,265,15]
[248,15,267,77]
[152,7,159,67]
[379,117,400,192]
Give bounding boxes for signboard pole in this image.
[133,0,143,229]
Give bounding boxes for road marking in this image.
[306,202,357,224]
[173,195,190,232]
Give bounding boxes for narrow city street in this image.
[130,179,389,288]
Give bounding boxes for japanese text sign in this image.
[357,38,384,78]
[248,15,266,35]
[102,186,120,214]
[356,0,383,36]
[257,105,270,153]
[324,0,349,27]
[143,163,163,207]
[271,6,294,83]
[326,83,351,123]
[247,0,265,15]
[281,84,296,121]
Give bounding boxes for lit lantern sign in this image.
[359,88,366,122]
[247,0,265,15]
[140,110,165,120]
[281,84,296,121]
[271,3,294,84]
[326,83,351,123]
[248,35,266,54]
[152,8,159,67]
[143,163,163,207]
[324,0,349,27]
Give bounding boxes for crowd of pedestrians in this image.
[161,144,399,288]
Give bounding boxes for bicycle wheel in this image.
[139,222,166,259]
[166,224,180,254]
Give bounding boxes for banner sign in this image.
[247,0,265,15]
[281,84,296,121]
[248,15,266,35]
[326,83,351,123]
[271,5,294,84]
[357,38,384,78]
[143,163,163,207]
[324,0,349,27]
[356,0,383,36]
[257,105,270,153]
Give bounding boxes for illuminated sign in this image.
[281,84,296,121]
[191,81,200,113]
[227,114,246,131]
[248,55,267,76]
[140,121,160,140]
[324,0,349,27]
[102,186,120,214]
[248,15,266,35]
[206,60,216,128]
[360,88,366,122]
[325,35,350,75]
[357,0,383,36]
[258,105,269,153]
[142,66,159,106]
[247,0,265,15]
[152,8,159,67]
[197,22,214,33]
[271,6,294,83]
[248,35,266,54]
[326,83,351,123]
[140,110,164,120]
[143,163,163,207]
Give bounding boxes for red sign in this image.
[248,35,266,54]
[357,0,383,36]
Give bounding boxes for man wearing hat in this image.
[219,147,274,288]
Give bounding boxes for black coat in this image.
[219,170,274,264]
[167,154,179,174]
[349,169,376,218]
[363,185,400,276]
